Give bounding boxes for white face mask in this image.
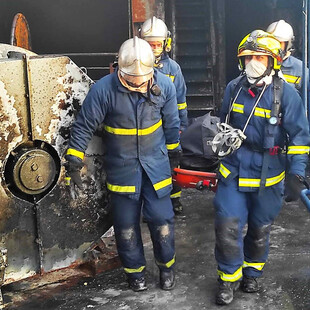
[245,59,273,85]
[245,59,267,78]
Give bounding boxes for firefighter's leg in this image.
[111,192,147,290]
[242,181,283,292]
[213,179,248,304]
[141,172,175,289]
[170,183,183,215]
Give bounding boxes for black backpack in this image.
[180,112,220,171]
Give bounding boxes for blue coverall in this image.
[214,75,310,282]
[157,52,188,202]
[66,69,181,280]
[281,55,305,92]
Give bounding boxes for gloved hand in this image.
[65,160,84,199]
[285,174,307,202]
[168,149,182,174]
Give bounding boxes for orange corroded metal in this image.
[132,0,156,23]
[10,13,32,51]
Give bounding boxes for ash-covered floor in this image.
[3,188,310,310]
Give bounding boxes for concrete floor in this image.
[3,188,310,310]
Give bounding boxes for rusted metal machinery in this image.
[0,45,116,294]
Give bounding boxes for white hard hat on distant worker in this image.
[140,16,172,57]
[266,20,294,52]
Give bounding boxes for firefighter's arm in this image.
[281,85,310,178]
[162,80,181,153]
[174,66,188,131]
[65,84,107,195]
[220,80,235,123]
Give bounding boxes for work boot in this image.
[128,277,147,292]
[241,276,259,293]
[216,279,240,305]
[160,269,175,290]
[172,198,183,216]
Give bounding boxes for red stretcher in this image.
[172,167,218,192]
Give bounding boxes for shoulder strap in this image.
[270,75,284,124]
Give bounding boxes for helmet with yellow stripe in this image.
[237,30,284,71]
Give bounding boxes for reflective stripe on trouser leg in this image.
[243,182,283,278]
[111,192,146,280]
[170,183,182,199]
[141,172,175,271]
[213,179,248,279]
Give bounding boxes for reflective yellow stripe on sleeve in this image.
[165,74,175,82]
[104,120,162,136]
[217,266,242,282]
[283,74,301,84]
[66,148,85,160]
[177,102,187,110]
[219,163,231,178]
[154,177,172,191]
[232,103,244,114]
[287,146,310,154]
[156,255,175,268]
[124,266,145,274]
[239,171,285,187]
[166,142,180,150]
[107,182,136,193]
[243,261,265,271]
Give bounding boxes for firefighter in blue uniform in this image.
[141,16,188,215]
[267,20,305,93]
[64,37,181,292]
[212,30,310,305]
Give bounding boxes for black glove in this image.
[65,160,84,199]
[168,149,182,174]
[285,174,307,202]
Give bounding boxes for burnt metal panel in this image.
[0,46,110,284]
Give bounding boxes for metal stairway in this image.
[173,0,215,112]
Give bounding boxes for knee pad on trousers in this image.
[115,226,138,251]
[215,218,240,260]
[246,224,271,259]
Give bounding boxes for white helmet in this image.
[266,20,294,52]
[118,36,154,84]
[140,16,168,42]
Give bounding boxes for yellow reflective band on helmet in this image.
[156,255,175,268]
[232,103,244,114]
[178,102,187,110]
[66,148,84,160]
[104,120,162,136]
[170,191,181,198]
[166,142,180,150]
[217,266,242,282]
[243,261,265,271]
[165,74,175,82]
[107,182,136,193]
[283,74,301,84]
[254,107,271,118]
[219,163,231,178]
[287,146,310,154]
[154,177,172,191]
[124,266,145,274]
[65,177,71,186]
[239,171,285,187]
